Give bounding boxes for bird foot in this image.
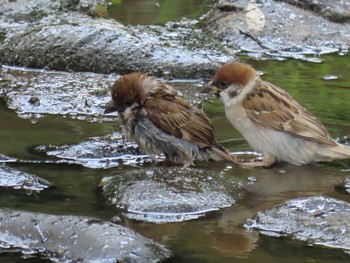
[239,155,275,169]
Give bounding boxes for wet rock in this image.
[0,0,104,40]
[36,133,155,169]
[204,0,350,60]
[0,65,115,121]
[0,153,14,161]
[277,0,350,23]
[0,164,49,191]
[101,167,245,223]
[0,209,170,262]
[0,1,235,78]
[246,196,350,253]
[0,0,103,19]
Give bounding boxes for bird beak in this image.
[201,80,220,97]
[104,101,118,114]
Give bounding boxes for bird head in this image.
[205,62,257,99]
[104,72,148,114]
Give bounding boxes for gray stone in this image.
[0,209,170,262]
[36,132,153,169]
[0,0,235,78]
[0,0,102,19]
[204,0,350,60]
[102,167,244,223]
[0,164,49,191]
[277,0,350,22]
[0,65,115,121]
[246,196,350,253]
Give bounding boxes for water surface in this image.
[106,0,211,25]
[0,54,350,262]
[1,0,350,261]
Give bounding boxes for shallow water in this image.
[1,0,350,261]
[1,53,350,262]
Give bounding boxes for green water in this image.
[105,0,211,25]
[1,0,350,261]
[1,55,350,262]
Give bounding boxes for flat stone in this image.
[0,164,49,191]
[277,0,350,22]
[35,133,154,169]
[246,196,350,253]
[204,0,350,60]
[102,167,244,223]
[0,0,235,78]
[0,65,115,121]
[0,209,170,262]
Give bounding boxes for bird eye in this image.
[220,81,227,88]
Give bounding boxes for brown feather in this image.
[243,79,337,146]
[145,96,216,148]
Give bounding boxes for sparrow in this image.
[207,62,350,167]
[104,72,237,167]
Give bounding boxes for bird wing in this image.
[242,80,337,146]
[144,96,216,148]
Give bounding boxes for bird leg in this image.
[240,154,276,169]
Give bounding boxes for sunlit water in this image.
[1,1,350,262]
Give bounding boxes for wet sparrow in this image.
[104,72,237,167]
[207,62,350,167]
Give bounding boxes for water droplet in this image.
[248,176,257,182]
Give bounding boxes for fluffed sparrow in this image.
[105,72,237,167]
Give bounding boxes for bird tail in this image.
[318,143,350,161]
[208,144,238,164]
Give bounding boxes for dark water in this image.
[1,1,350,262]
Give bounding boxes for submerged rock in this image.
[0,0,234,78]
[0,164,49,191]
[204,0,350,60]
[36,133,155,169]
[246,196,350,253]
[101,167,244,223]
[0,209,170,262]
